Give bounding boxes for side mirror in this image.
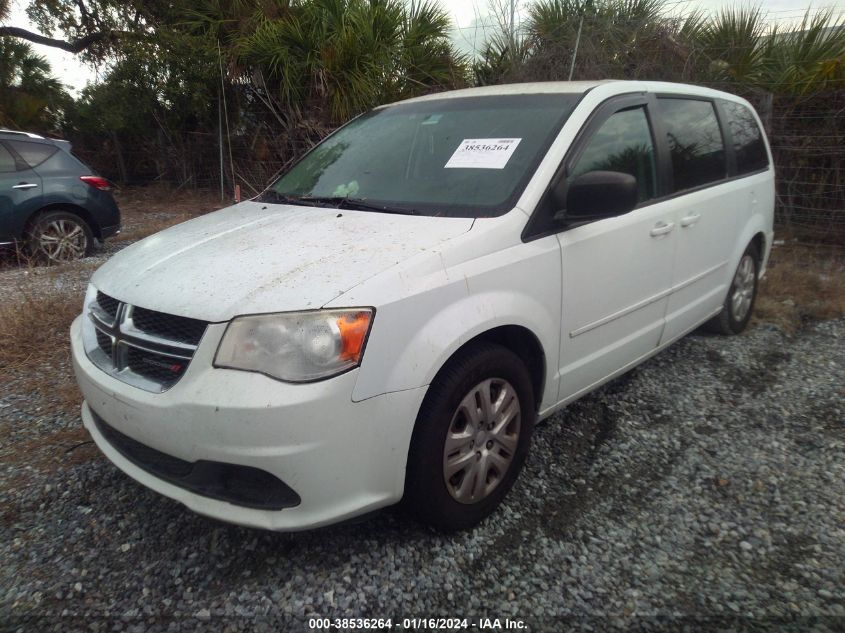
[557,170,639,223]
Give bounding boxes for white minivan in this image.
[71,81,774,531]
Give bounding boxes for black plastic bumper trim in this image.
[91,410,301,511]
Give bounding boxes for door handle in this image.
[650,221,674,237]
[680,213,701,227]
[12,183,38,190]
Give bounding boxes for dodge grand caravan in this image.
[70,81,774,531]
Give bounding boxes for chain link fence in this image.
[764,90,845,243]
[71,88,845,245]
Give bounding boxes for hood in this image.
[92,201,473,322]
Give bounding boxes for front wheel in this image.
[706,242,760,335]
[27,210,93,263]
[403,343,535,531]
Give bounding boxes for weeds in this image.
[756,241,845,334]
[0,287,82,429]
[112,185,225,242]
[112,214,192,242]
[0,288,81,371]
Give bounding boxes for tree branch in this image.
[0,25,109,53]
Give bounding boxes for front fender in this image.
[346,236,562,407]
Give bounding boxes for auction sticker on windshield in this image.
[445,138,522,169]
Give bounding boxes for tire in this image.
[27,210,94,263]
[404,342,536,531]
[705,241,760,335]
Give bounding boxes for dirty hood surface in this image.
[92,201,473,322]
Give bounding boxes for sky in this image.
[6,0,845,95]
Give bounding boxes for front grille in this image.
[126,346,188,387]
[95,328,112,356]
[86,291,208,393]
[92,411,301,510]
[96,292,120,321]
[132,306,207,346]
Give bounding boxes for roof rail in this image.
[0,129,46,139]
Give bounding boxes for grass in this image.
[0,186,225,423]
[0,188,227,489]
[111,185,226,242]
[112,213,193,242]
[0,242,38,271]
[0,288,82,371]
[0,287,86,472]
[0,288,83,423]
[755,241,845,334]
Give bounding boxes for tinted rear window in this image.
[723,101,768,174]
[7,140,57,168]
[658,98,726,192]
[0,143,16,172]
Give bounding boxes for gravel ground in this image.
[1,248,844,631]
[0,202,845,632]
[0,239,125,300]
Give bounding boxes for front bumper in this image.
[70,316,426,531]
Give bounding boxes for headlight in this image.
[80,283,98,352]
[82,283,98,318]
[214,309,374,382]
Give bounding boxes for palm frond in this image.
[763,8,845,94]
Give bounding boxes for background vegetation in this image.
[0,0,843,240]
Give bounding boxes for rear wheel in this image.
[706,242,760,335]
[27,210,93,263]
[404,343,535,531]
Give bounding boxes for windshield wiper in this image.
[257,191,317,207]
[259,191,418,215]
[299,196,419,215]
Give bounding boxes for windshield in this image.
[260,94,581,217]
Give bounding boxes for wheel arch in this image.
[346,237,562,408]
[351,288,560,408]
[750,231,766,264]
[401,327,542,530]
[448,325,547,414]
[25,203,100,239]
[731,209,772,282]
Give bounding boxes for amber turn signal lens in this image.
[337,312,372,361]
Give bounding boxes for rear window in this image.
[7,140,57,168]
[658,98,727,193]
[722,101,768,174]
[0,143,16,172]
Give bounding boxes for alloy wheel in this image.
[39,218,88,262]
[730,254,756,322]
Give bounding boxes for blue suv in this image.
[0,130,121,262]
